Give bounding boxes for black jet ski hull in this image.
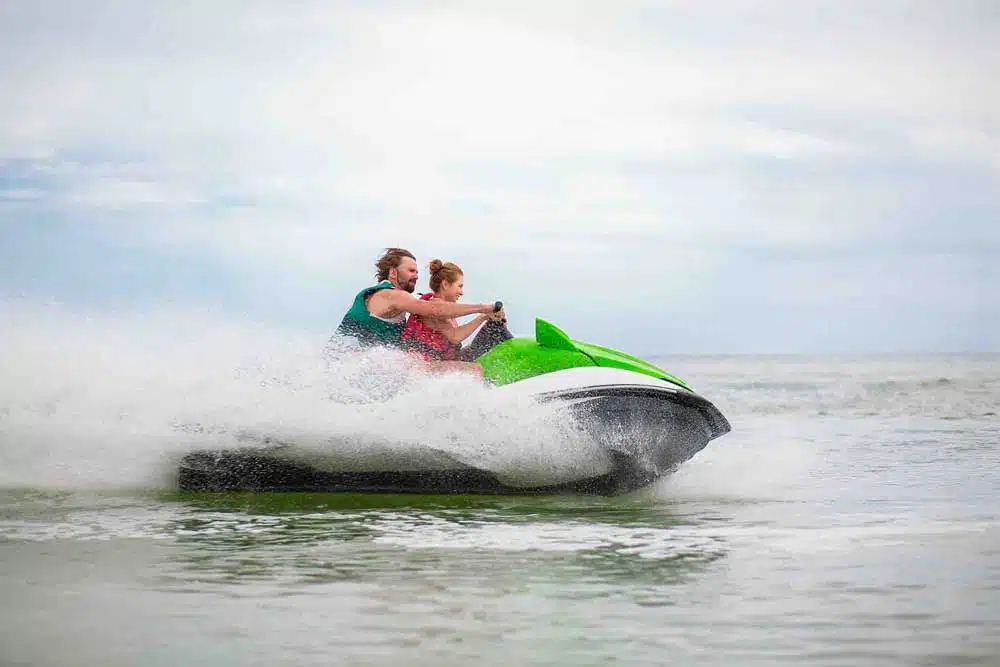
[175,381,730,497]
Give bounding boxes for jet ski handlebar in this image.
[492,301,507,325]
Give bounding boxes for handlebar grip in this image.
[493,301,503,313]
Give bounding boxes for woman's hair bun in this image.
[426,259,464,291]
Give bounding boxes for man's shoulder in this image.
[367,284,405,302]
[364,280,395,294]
[366,284,409,314]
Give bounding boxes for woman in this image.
[400,259,511,378]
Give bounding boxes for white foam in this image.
[649,414,822,504]
[0,300,609,490]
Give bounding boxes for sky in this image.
[1,0,998,355]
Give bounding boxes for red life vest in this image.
[400,293,462,361]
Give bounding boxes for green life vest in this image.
[335,280,407,348]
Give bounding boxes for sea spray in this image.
[0,300,610,490]
[652,413,820,503]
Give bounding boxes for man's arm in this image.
[378,290,496,319]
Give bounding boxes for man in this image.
[335,247,501,349]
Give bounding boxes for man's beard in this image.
[403,279,417,293]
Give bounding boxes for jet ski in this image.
[175,317,731,496]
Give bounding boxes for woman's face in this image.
[438,277,464,302]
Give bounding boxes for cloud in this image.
[0,188,44,202]
[1,0,998,352]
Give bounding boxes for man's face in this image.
[392,257,419,293]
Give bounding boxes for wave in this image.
[666,356,1000,420]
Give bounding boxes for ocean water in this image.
[1,305,998,666]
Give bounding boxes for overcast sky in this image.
[2,0,998,354]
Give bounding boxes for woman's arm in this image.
[427,314,490,345]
